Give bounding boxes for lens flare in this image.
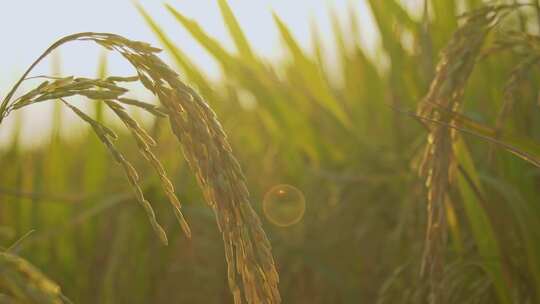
[263,184,305,227]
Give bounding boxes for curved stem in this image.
[0,32,100,124]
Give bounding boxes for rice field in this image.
[1,1,540,303]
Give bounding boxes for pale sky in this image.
[0,0,380,147]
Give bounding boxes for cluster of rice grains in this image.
[0,33,279,303]
[0,252,70,304]
[416,5,521,304]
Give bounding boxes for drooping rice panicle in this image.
[61,99,168,245]
[0,252,71,304]
[416,5,517,303]
[105,99,191,238]
[0,32,280,303]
